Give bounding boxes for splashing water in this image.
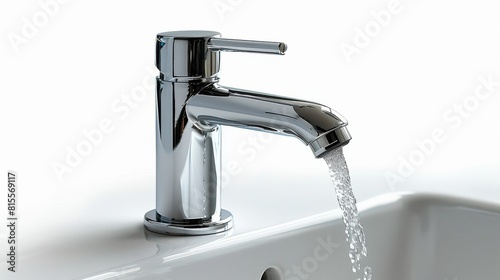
[323,148,372,280]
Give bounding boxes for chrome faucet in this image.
[144,31,351,235]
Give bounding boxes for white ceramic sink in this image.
[72,192,500,280]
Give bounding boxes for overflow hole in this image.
[260,267,282,280]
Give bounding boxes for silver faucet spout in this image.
[144,30,352,235]
[188,84,351,158]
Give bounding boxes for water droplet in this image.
[364,266,372,280]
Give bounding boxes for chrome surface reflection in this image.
[145,30,351,235]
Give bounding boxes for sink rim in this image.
[78,191,500,280]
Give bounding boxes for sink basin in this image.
[75,192,500,280]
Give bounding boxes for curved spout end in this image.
[310,126,351,158]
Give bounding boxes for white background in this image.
[1,0,500,277]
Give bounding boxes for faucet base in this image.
[143,209,233,236]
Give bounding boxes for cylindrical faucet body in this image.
[155,80,222,222]
[145,31,233,235]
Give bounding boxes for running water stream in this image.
[323,148,372,280]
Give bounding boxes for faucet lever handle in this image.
[156,31,286,80]
[208,38,287,55]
